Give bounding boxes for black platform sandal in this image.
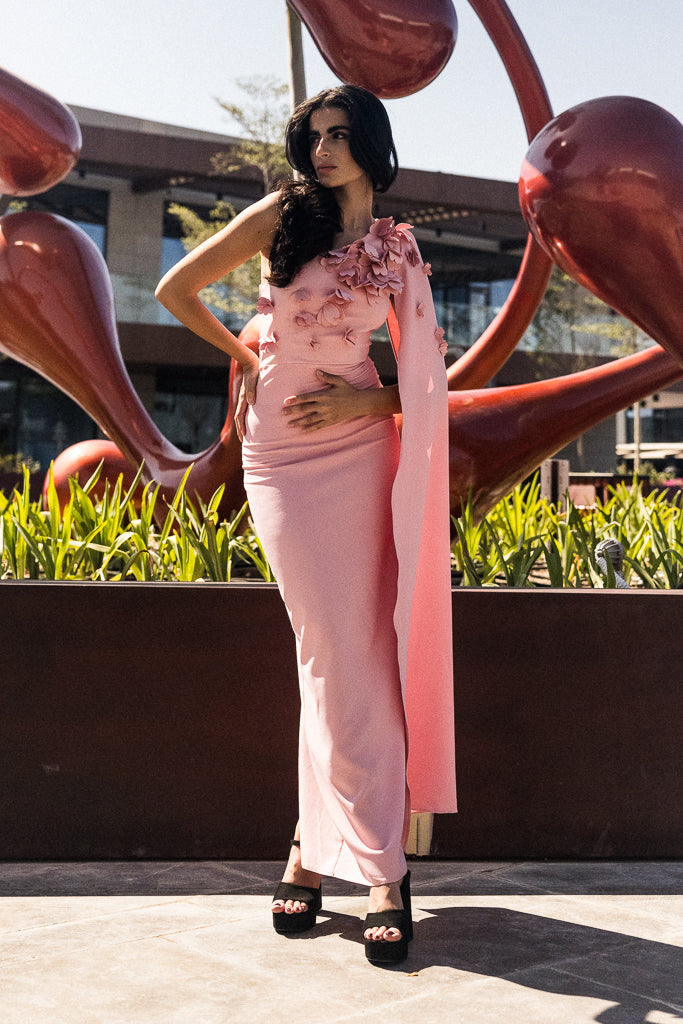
[272,840,322,935]
[363,870,413,965]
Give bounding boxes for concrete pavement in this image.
[1,860,681,1023]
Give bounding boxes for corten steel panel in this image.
[0,583,681,859]
[0,582,299,859]
[437,589,683,859]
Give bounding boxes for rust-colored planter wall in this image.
[1,582,681,859]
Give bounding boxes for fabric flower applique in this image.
[322,218,408,302]
[293,287,311,301]
[294,310,317,327]
[422,262,432,276]
[257,296,274,315]
[343,327,358,346]
[317,287,354,327]
[321,248,359,280]
[368,217,397,241]
[260,330,278,356]
[435,326,448,356]
[416,301,426,319]
[309,337,321,350]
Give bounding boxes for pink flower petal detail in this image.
[369,217,395,239]
[257,296,274,314]
[319,218,417,304]
[294,288,311,301]
[294,311,317,327]
[317,300,343,326]
[364,237,384,260]
[416,302,426,318]
[422,262,432,276]
[309,338,320,349]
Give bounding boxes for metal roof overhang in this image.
[73,118,529,255]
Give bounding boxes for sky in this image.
[3,0,683,183]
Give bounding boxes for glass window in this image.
[22,183,109,255]
[0,369,98,469]
[626,405,683,443]
[160,203,251,332]
[153,366,230,454]
[432,279,515,352]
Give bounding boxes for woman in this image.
[156,85,456,965]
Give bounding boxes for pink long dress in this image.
[242,218,456,886]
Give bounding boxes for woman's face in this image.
[308,107,366,190]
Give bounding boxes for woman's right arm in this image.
[155,191,280,440]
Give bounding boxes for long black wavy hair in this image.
[268,85,399,287]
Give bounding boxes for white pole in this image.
[287,5,307,112]
[633,401,641,477]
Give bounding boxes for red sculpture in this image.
[448,347,683,514]
[0,67,81,196]
[1,0,682,521]
[0,212,245,513]
[519,96,683,373]
[288,0,458,99]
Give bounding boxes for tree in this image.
[211,76,291,193]
[526,267,652,378]
[168,76,290,325]
[166,199,260,322]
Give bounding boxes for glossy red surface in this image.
[44,440,144,510]
[10,208,682,522]
[448,346,683,514]
[466,0,552,141]
[5,12,682,523]
[0,67,81,196]
[520,96,683,372]
[289,0,457,98]
[0,212,245,516]
[447,0,554,387]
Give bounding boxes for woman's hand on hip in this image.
[282,370,371,431]
[234,352,261,442]
[283,371,400,430]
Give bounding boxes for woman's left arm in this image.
[283,370,400,431]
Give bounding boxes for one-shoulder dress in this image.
[242,218,456,887]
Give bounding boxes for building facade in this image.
[1,106,680,477]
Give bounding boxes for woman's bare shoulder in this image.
[231,191,280,251]
[197,188,282,268]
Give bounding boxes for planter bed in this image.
[1,582,681,859]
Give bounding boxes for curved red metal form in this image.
[520,96,683,372]
[288,0,457,99]
[447,0,556,388]
[5,10,681,526]
[449,346,683,515]
[45,439,143,509]
[0,211,245,515]
[0,67,81,196]
[47,323,259,514]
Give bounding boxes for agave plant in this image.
[2,463,682,588]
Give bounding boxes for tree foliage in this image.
[167,200,260,322]
[167,76,290,325]
[211,75,290,193]
[526,267,652,378]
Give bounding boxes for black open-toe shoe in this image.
[272,840,322,935]
[363,870,413,965]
